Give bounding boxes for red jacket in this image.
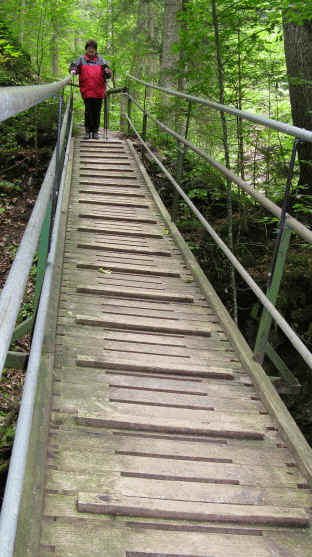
[69,54,112,99]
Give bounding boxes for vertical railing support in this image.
[254,224,292,363]
[49,90,64,248]
[34,200,52,310]
[172,100,192,221]
[104,95,109,140]
[127,91,132,136]
[141,86,148,159]
[254,138,301,369]
[120,88,128,134]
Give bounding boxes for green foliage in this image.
[0,22,32,85]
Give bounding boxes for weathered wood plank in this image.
[76,410,263,439]
[78,225,163,239]
[75,313,218,337]
[78,196,149,208]
[77,493,309,527]
[76,352,234,380]
[77,242,172,256]
[76,286,194,303]
[76,261,180,277]
[78,211,157,224]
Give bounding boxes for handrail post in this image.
[104,95,109,140]
[141,86,148,158]
[254,225,292,364]
[254,138,300,367]
[127,90,132,136]
[34,200,52,310]
[49,90,64,248]
[120,88,128,134]
[172,100,192,221]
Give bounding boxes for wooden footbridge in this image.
[1,78,312,557]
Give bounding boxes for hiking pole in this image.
[104,95,108,140]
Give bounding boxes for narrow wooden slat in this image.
[75,313,216,337]
[78,197,149,208]
[78,212,157,224]
[78,225,163,239]
[79,178,140,187]
[77,242,172,256]
[77,493,309,527]
[77,261,180,277]
[76,286,194,303]
[77,353,232,379]
[78,188,144,197]
[80,170,136,179]
[76,410,263,439]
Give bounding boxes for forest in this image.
[0,0,312,489]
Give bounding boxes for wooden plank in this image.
[80,156,130,161]
[76,286,194,303]
[77,242,172,256]
[78,188,144,197]
[78,225,163,239]
[80,162,132,169]
[39,514,275,557]
[76,409,263,439]
[80,166,135,173]
[108,387,264,413]
[78,186,143,194]
[80,170,136,179]
[46,444,303,488]
[117,477,311,507]
[76,261,180,277]
[75,313,217,337]
[76,353,233,379]
[78,212,157,224]
[63,296,210,316]
[77,493,309,527]
[112,434,295,467]
[78,197,149,208]
[79,178,140,187]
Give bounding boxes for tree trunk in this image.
[19,0,26,46]
[51,33,59,76]
[159,0,182,89]
[212,0,238,324]
[129,0,147,82]
[283,19,312,189]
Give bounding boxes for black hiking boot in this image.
[92,131,99,140]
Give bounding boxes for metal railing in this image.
[124,74,312,382]
[0,77,73,556]
[0,77,72,375]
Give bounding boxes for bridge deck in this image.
[19,131,312,556]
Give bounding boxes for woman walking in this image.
[70,40,112,139]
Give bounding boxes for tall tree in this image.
[283,12,312,189]
[159,0,182,89]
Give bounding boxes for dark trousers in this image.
[84,98,103,132]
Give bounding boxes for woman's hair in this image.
[85,40,97,50]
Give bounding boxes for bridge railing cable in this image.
[123,74,312,379]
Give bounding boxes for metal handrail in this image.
[126,91,312,245]
[0,109,73,557]
[126,116,312,370]
[0,77,71,122]
[0,84,71,378]
[123,85,312,372]
[127,74,312,144]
